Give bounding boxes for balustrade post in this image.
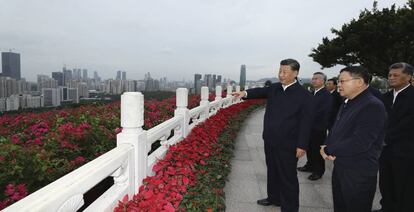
[215,86,222,109]
[200,86,209,120]
[174,88,190,139]
[117,92,147,197]
[226,85,233,107]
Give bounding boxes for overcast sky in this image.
[0,0,409,82]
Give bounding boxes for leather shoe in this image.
[297,166,312,172]
[308,173,322,181]
[257,198,280,206]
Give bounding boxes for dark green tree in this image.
[309,0,414,77]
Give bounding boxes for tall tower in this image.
[194,74,202,94]
[1,52,21,80]
[240,65,246,89]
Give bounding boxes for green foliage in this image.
[309,0,414,77]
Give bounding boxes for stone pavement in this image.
[224,108,382,212]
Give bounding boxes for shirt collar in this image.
[393,84,411,96]
[314,86,325,95]
[282,80,297,91]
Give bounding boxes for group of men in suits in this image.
[232,59,414,212]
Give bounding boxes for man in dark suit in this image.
[375,62,414,212]
[232,59,313,212]
[326,78,343,129]
[297,72,332,181]
[320,66,386,212]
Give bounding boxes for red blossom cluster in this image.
[114,99,264,212]
[0,183,28,209]
[0,94,204,210]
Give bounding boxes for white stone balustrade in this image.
[4,87,241,212]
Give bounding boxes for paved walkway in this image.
[224,108,382,212]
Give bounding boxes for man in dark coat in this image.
[320,66,386,212]
[326,78,343,129]
[232,59,313,212]
[375,62,414,212]
[297,72,332,181]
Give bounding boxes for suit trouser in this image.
[332,166,377,212]
[307,130,326,175]
[264,142,299,212]
[379,146,414,212]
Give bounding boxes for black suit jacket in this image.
[329,90,343,129]
[245,82,313,151]
[369,86,384,102]
[382,85,414,157]
[325,89,386,172]
[311,87,333,131]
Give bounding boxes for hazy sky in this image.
[0,0,409,82]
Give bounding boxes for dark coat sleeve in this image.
[244,87,269,99]
[325,102,386,157]
[297,93,313,150]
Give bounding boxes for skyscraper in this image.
[122,71,126,80]
[194,74,202,94]
[82,69,88,80]
[52,72,64,86]
[116,71,122,80]
[1,52,21,80]
[240,65,246,89]
[217,75,222,85]
[63,68,72,86]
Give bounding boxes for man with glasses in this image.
[232,59,313,212]
[320,66,386,212]
[375,62,414,212]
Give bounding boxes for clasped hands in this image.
[320,145,336,161]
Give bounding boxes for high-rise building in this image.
[0,76,17,98]
[82,69,88,80]
[1,52,21,80]
[194,74,202,94]
[42,88,61,107]
[240,65,246,89]
[68,88,79,104]
[204,74,212,90]
[217,75,222,85]
[52,72,64,86]
[63,68,72,86]
[116,71,122,80]
[93,71,100,81]
[122,71,126,80]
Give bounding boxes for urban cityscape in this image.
[0,51,263,112]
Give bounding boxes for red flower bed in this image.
[0,94,202,210]
[114,99,264,211]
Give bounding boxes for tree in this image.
[309,0,414,77]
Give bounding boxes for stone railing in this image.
[4,85,241,212]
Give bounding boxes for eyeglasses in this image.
[337,78,360,84]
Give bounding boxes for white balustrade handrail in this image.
[4,85,243,211]
[147,116,182,146]
[3,144,134,212]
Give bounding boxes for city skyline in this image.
[0,0,408,82]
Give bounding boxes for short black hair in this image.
[340,66,370,84]
[327,77,337,86]
[313,72,327,82]
[389,62,414,76]
[280,59,300,71]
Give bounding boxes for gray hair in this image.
[389,62,414,76]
